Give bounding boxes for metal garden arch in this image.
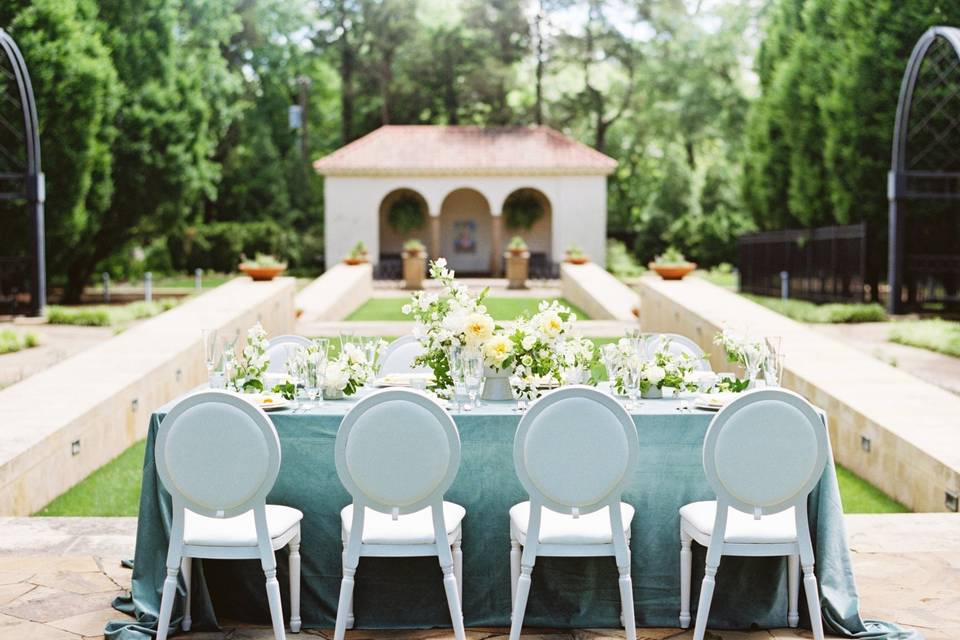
[888,26,960,314]
[0,28,44,317]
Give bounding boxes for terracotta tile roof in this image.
[313,125,617,176]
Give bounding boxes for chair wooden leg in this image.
[618,563,636,640]
[692,561,719,640]
[334,561,357,640]
[509,564,533,640]
[340,548,355,629]
[787,554,800,628]
[289,533,302,633]
[680,530,692,628]
[453,539,463,607]
[441,563,466,640]
[264,568,286,640]
[156,565,180,640]
[181,557,192,632]
[509,538,521,617]
[803,562,824,640]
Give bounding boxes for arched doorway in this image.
[502,188,552,277]
[439,188,492,274]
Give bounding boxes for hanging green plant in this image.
[504,192,544,230]
[387,195,426,233]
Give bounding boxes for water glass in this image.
[221,335,238,387]
[452,377,468,412]
[622,362,640,411]
[740,341,765,389]
[463,355,483,411]
[305,357,325,408]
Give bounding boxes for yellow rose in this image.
[464,312,494,346]
[483,334,512,365]
[538,311,563,339]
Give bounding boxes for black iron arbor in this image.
[0,28,44,317]
[888,26,960,314]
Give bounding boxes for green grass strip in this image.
[36,440,146,517]
[347,296,591,322]
[888,318,960,358]
[743,295,887,323]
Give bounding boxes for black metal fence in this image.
[738,223,870,303]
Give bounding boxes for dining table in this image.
[106,384,911,639]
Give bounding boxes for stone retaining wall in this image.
[296,263,372,321]
[560,263,639,321]
[638,276,960,513]
[0,277,296,516]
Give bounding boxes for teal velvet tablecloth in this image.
[107,389,919,639]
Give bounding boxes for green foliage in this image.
[0,329,39,355]
[652,247,690,266]
[503,192,545,230]
[745,0,960,232]
[605,240,644,278]
[743,295,887,323]
[836,464,907,514]
[387,196,426,233]
[888,319,960,358]
[168,221,296,273]
[46,299,177,327]
[241,253,286,269]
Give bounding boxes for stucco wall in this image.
[323,174,607,270]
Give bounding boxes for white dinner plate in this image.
[374,373,434,387]
[693,392,739,411]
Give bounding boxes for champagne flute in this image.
[202,329,219,387]
[741,341,765,389]
[463,354,483,411]
[221,335,238,389]
[763,337,784,387]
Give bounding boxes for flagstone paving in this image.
[0,514,955,639]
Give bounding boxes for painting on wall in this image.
[452,220,477,254]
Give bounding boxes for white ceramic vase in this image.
[481,365,514,401]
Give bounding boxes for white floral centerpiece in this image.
[713,326,766,389]
[230,322,270,392]
[323,341,385,398]
[638,344,700,398]
[402,259,496,390]
[602,338,638,395]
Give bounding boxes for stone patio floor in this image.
[0,514,956,640]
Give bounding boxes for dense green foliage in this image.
[46,299,177,327]
[745,0,960,231]
[0,329,39,354]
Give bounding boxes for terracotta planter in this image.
[504,251,529,290]
[238,264,286,281]
[343,255,369,266]
[649,262,696,280]
[565,255,589,265]
[402,253,426,290]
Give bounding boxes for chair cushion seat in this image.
[680,500,797,543]
[509,501,634,545]
[341,502,465,545]
[184,505,303,547]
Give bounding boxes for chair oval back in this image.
[647,333,711,371]
[156,391,281,518]
[703,389,827,515]
[265,335,312,374]
[335,388,460,514]
[514,386,639,515]
[379,335,428,375]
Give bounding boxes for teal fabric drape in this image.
[106,394,919,639]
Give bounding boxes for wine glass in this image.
[463,353,483,411]
[601,344,620,394]
[763,336,784,387]
[202,329,219,387]
[305,356,325,409]
[221,335,238,389]
[623,357,641,411]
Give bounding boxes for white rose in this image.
[538,311,563,339]
[401,304,412,315]
[646,366,666,385]
[521,334,536,350]
[463,312,494,346]
[483,335,512,366]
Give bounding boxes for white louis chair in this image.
[509,386,640,640]
[154,391,302,640]
[647,333,711,371]
[679,388,828,640]
[378,335,429,375]
[266,335,312,374]
[333,388,466,640]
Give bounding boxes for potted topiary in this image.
[239,253,287,281]
[649,246,696,280]
[564,245,589,265]
[343,241,369,265]
[401,238,427,290]
[505,236,529,289]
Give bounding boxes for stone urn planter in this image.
[649,262,696,280]
[505,250,529,289]
[402,250,426,290]
[343,255,369,266]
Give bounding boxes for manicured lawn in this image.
[835,464,907,514]
[35,440,146,517]
[46,299,178,328]
[37,388,905,517]
[742,295,887,324]
[888,318,960,358]
[347,297,591,321]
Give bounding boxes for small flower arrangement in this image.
[714,326,768,387]
[559,335,598,384]
[601,339,639,395]
[402,259,496,390]
[231,322,270,392]
[638,344,699,396]
[324,340,385,397]
[502,299,578,386]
